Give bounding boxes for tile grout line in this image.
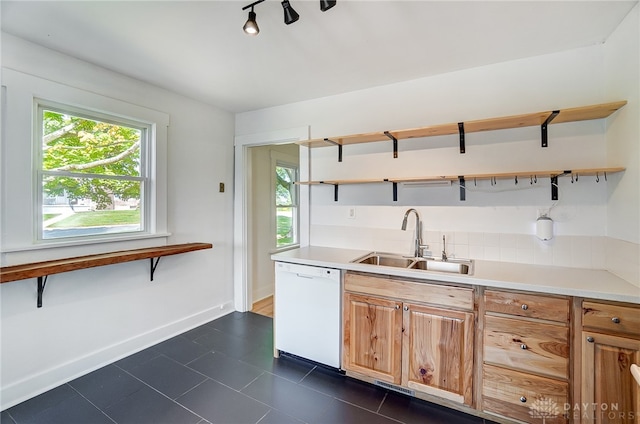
[63,383,118,424]
[112,361,209,423]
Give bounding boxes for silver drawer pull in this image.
[395,305,399,310]
[520,396,527,403]
[403,305,409,311]
[587,336,595,343]
[612,317,621,324]
[521,304,528,310]
[520,344,528,350]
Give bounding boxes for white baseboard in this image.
[252,286,274,305]
[0,301,235,411]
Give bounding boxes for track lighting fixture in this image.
[243,8,259,35]
[242,0,265,35]
[242,0,336,35]
[281,0,299,25]
[320,0,336,12]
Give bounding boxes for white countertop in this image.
[272,246,640,304]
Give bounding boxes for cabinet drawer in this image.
[484,315,569,379]
[582,301,640,336]
[484,289,569,322]
[483,364,568,423]
[345,272,474,310]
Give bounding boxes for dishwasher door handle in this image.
[295,273,316,279]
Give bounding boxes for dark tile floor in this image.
[2,312,496,424]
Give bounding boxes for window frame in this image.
[1,68,169,254]
[272,154,299,251]
[35,100,152,242]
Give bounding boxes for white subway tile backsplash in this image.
[468,232,484,246]
[552,237,573,267]
[484,246,501,261]
[468,245,484,260]
[500,247,517,262]
[571,236,592,269]
[484,233,500,247]
[500,233,518,249]
[309,225,638,283]
[516,248,534,264]
[454,232,469,245]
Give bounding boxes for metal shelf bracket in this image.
[384,131,398,158]
[541,110,560,147]
[37,275,48,308]
[324,138,342,162]
[150,257,161,281]
[458,122,466,154]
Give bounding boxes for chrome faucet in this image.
[401,208,427,257]
[442,235,448,261]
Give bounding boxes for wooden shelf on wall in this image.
[0,242,213,307]
[297,167,625,202]
[296,167,625,186]
[297,101,627,149]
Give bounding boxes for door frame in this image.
[233,126,310,312]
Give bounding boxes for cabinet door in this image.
[402,303,474,405]
[343,292,403,384]
[581,331,640,424]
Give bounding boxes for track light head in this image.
[320,0,336,12]
[282,0,299,25]
[243,8,259,35]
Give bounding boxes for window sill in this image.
[270,244,300,254]
[1,232,172,253]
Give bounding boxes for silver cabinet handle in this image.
[520,396,527,403]
[403,305,409,311]
[612,317,621,324]
[520,344,528,350]
[395,305,399,310]
[521,304,528,310]
[587,336,595,343]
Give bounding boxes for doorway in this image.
[247,143,300,317]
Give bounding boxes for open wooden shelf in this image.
[297,167,625,186]
[298,101,627,148]
[0,242,213,307]
[297,167,625,202]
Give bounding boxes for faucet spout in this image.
[401,208,425,257]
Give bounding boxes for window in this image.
[275,162,298,248]
[37,102,150,240]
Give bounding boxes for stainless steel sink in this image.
[353,252,415,268]
[352,251,473,275]
[410,258,473,274]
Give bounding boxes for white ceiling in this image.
[1,1,637,113]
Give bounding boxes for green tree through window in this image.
[39,105,148,239]
[276,164,298,247]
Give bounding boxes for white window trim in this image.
[272,151,300,251]
[1,68,170,256]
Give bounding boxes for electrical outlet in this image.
[348,207,356,219]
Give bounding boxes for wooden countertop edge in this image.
[0,242,213,283]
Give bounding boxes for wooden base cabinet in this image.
[343,292,403,384]
[343,272,475,406]
[402,303,474,404]
[580,300,640,424]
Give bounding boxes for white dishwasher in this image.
[274,261,341,368]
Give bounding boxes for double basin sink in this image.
[352,251,473,275]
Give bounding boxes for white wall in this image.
[0,34,236,409]
[604,5,640,284]
[237,23,639,284]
